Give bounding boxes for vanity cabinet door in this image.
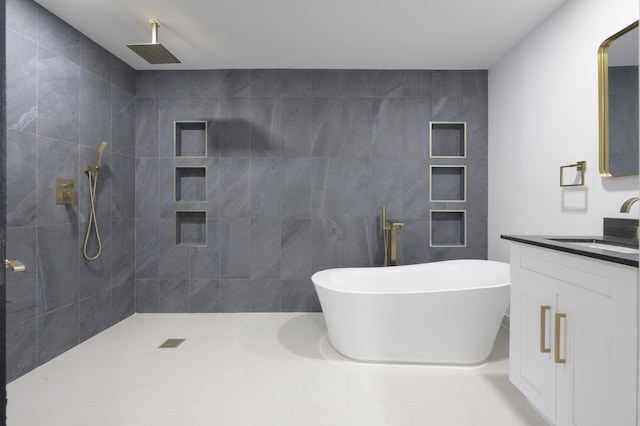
[509,274,557,423]
[555,296,637,426]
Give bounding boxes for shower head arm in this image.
[150,19,160,44]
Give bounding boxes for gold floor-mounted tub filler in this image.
[381,205,404,266]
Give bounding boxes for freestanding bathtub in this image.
[312,259,510,365]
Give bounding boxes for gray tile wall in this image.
[6,0,136,381]
[136,69,488,313]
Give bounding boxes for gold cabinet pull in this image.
[540,305,551,353]
[554,313,567,364]
[5,259,25,272]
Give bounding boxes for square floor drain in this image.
[159,338,186,348]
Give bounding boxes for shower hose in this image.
[83,169,102,260]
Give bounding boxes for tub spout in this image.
[620,197,640,213]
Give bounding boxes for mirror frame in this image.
[598,20,639,178]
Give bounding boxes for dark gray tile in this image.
[111,86,136,158]
[190,280,220,313]
[251,218,281,279]
[373,157,403,220]
[251,158,281,218]
[401,220,429,265]
[80,36,111,82]
[280,98,313,157]
[78,291,111,343]
[218,69,251,97]
[221,158,251,218]
[112,219,135,285]
[158,158,176,219]
[135,219,159,279]
[311,98,345,157]
[251,97,281,157]
[250,280,283,312]
[37,304,78,365]
[6,30,37,133]
[341,98,373,158]
[37,48,80,143]
[7,0,38,39]
[37,223,79,313]
[402,71,432,97]
[311,70,344,97]
[402,157,429,219]
[311,158,342,220]
[403,98,431,157]
[219,97,252,156]
[78,220,112,300]
[159,280,189,313]
[135,97,159,158]
[6,130,36,227]
[37,7,80,64]
[432,70,462,96]
[343,70,373,97]
[281,219,312,280]
[158,97,217,158]
[135,158,159,219]
[341,217,377,267]
[6,226,37,326]
[462,70,488,96]
[220,218,251,279]
[432,96,463,121]
[6,320,36,382]
[111,281,135,323]
[136,71,162,98]
[251,69,312,97]
[111,154,136,220]
[341,158,372,218]
[282,158,311,220]
[189,220,221,280]
[158,218,190,280]
[282,279,319,312]
[136,279,159,312]
[372,98,404,157]
[111,56,136,95]
[371,70,403,97]
[311,218,343,272]
[221,279,251,312]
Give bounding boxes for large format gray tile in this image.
[281,219,312,280]
[159,280,190,313]
[282,158,311,220]
[135,97,159,158]
[135,219,159,279]
[111,219,135,286]
[37,7,80,64]
[220,218,251,279]
[189,279,220,313]
[6,29,37,133]
[6,226,37,326]
[251,157,281,218]
[37,304,78,365]
[7,0,37,39]
[251,218,281,279]
[250,280,283,312]
[80,36,111,83]
[221,279,251,312]
[6,319,36,382]
[6,130,36,227]
[111,281,135,324]
[221,158,251,218]
[251,69,312,97]
[78,220,112,300]
[78,291,111,343]
[111,85,136,158]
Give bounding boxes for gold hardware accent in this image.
[429,210,467,247]
[55,178,78,207]
[598,21,639,178]
[554,313,567,364]
[559,161,586,187]
[5,259,25,272]
[381,205,403,266]
[429,121,467,158]
[540,305,551,353]
[620,197,640,213]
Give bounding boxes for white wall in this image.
[488,0,639,262]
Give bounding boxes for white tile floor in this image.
[7,313,548,426]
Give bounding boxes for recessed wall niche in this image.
[430,122,466,158]
[175,211,207,247]
[430,166,466,202]
[175,167,206,202]
[175,121,207,157]
[430,210,466,247]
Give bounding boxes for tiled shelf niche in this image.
[175,121,207,157]
[430,210,466,247]
[430,166,466,202]
[175,211,207,247]
[175,167,206,202]
[430,122,466,158]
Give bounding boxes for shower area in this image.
[5,0,489,382]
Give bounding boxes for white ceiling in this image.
[35,0,568,71]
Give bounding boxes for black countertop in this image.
[501,235,639,268]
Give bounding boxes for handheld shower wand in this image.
[83,142,108,261]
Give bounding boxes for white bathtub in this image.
[312,259,510,365]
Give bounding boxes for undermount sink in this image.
[549,238,639,254]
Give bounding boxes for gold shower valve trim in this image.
[56,178,78,207]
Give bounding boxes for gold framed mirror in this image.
[598,21,639,178]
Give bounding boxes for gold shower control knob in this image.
[5,259,25,272]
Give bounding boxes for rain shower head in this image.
[127,19,181,64]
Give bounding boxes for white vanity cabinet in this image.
[509,242,638,426]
